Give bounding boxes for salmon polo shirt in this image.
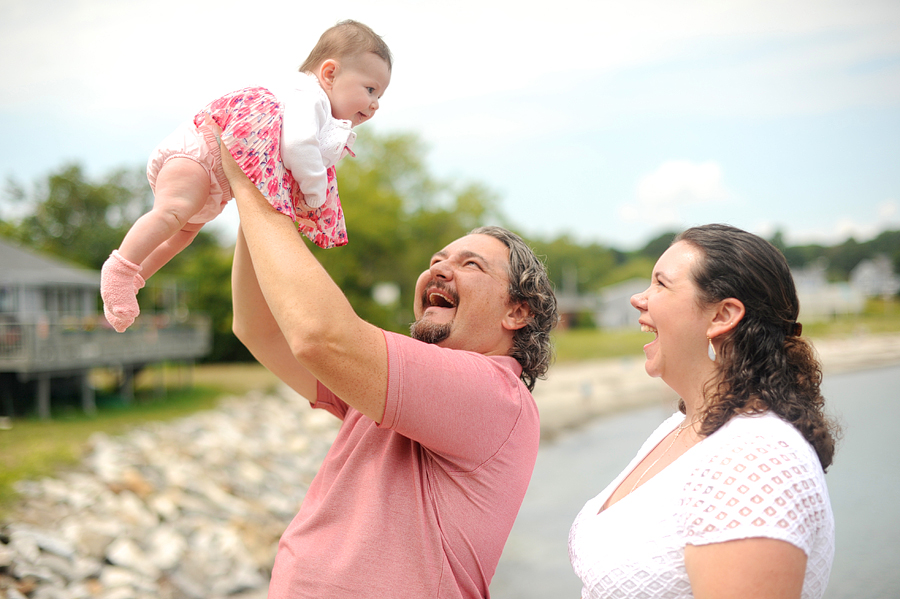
[266,330,541,599]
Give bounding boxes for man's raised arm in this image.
[222,139,388,423]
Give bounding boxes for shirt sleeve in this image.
[280,87,329,209]
[679,420,830,555]
[379,331,537,472]
[312,381,349,420]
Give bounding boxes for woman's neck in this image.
[672,376,714,423]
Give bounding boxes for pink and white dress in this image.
[146,74,355,249]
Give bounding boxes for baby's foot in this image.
[100,250,143,333]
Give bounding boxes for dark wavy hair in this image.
[675,224,840,470]
[470,226,559,392]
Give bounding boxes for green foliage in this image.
[311,132,505,333]
[3,164,152,269]
[529,235,617,294]
[162,241,252,362]
[4,133,900,360]
[636,230,678,261]
[782,230,900,283]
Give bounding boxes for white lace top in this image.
[568,411,834,599]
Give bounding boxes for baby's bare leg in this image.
[119,158,211,265]
[140,221,205,279]
[102,158,210,332]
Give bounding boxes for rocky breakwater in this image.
[4,333,900,598]
[0,388,339,599]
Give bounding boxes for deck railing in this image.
[0,313,212,375]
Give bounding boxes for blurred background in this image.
[1,1,898,598]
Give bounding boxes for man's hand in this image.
[205,115,248,186]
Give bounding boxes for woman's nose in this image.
[630,290,648,310]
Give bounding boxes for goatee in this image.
[410,319,451,344]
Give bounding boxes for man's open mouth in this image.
[427,291,456,308]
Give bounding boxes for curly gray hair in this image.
[469,226,559,391]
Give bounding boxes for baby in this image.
[101,20,392,332]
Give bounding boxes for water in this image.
[490,364,900,599]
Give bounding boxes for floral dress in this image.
[195,87,348,249]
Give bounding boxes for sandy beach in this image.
[532,332,900,439]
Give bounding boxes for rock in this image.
[1,384,339,598]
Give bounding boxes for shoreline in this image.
[2,333,898,598]
[532,332,900,440]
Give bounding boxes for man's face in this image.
[411,234,520,356]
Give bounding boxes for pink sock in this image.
[101,250,143,332]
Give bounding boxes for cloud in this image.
[619,160,729,226]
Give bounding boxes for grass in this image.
[551,328,648,363]
[2,298,899,517]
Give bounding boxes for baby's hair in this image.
[300,20,392,74]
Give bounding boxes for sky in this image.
[1,0,898,250]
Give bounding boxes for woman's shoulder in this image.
[691,411,826,491]
[707,411,810,454]
[681,411,833,551]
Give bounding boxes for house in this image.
[595,278,647,329]
[0,237,212,419]
[850,255,900,298]
[791,260,865,320]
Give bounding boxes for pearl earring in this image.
[707,338,717,362]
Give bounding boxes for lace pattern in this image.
[569,412,834,599]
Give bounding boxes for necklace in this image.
[629,416,699,494]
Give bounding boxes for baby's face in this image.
[327,53,391,127]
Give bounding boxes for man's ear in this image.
[502,302,531,332]
[707,298,745,339]
[317,59,339,90]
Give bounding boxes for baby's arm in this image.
[280,86,332,209]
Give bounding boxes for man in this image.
[221,134,558,598]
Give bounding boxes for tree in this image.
[311,131,504,333]
[529,235,618,293]
[3,164,153,269]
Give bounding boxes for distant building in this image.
[0,238,212,418]
[595,278,647,329]
[791,260,865,320]
[850,255,900,298]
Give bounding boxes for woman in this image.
[569,224,838,599]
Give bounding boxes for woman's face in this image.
[630,241,716,389]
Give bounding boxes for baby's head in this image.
[301,20,392,127]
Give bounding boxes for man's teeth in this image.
[641,324,658,334]
[429,292,455,308]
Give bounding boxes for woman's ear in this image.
[707,298,745,339]
[317,59,339,90]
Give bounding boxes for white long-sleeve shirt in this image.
[276,72,356,209]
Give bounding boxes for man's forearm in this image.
[227,157,389,423]
[232,228,318,402]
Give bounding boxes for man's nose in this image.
[430,261,452,280]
